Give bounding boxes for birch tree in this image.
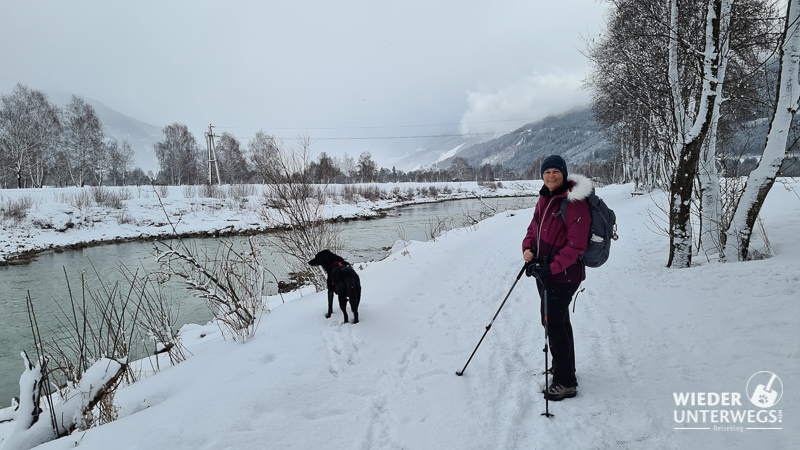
[155,123,201,185]
[248,130,279,184]
[667,0,725,268]
[723,0,800,261]
[0,84,61,188]
[696,0,732,254]
[63,96,104,187]
[357,151,378,183]
[108,138,135,185]
[216,132,250,184]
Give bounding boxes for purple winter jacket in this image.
[522,174,593,284]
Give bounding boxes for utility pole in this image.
[205,124,221,185]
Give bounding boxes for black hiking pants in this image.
[537,281,579,388]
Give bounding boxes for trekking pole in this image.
[534,257,554,418]
[455,263,530,377]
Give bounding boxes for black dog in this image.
[308,250,361,324]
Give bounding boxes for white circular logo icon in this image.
[746,371,783,408]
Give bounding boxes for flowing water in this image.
[0,196,536,406]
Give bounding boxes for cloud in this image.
[460,71,591,135]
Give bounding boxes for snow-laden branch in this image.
[2,354,126,450]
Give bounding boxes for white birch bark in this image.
[723,0,800,260]
[698,0,732,254]
[668,0,722,268]
[668,0,687,147]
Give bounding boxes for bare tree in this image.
[339,152,356,183]
[248,130,279,184]
[108,138,135,185]
[314,151,339,183]
[479,163,494,181]
[216,132,250,184]
[63,96,104,187]
[449,157,472,181]
[0,84,61,188]
[155,123,201,185]
[357,151,377,183]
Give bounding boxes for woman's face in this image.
[543,168,564,192]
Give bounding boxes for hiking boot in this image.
[543,383,577,401]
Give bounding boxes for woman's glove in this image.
[525,262,551,278]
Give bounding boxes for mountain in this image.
[438,107,614,170]
[384,134,495,172]
[46,91,163,173]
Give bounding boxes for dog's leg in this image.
[351,285,361,324]
[326,291,334,319]
[338,295,349,324]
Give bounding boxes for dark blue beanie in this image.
[540,155,568,180]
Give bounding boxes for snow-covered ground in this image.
[0,181,536,264]
[1,179,798,449]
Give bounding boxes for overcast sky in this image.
[0,0,608,165]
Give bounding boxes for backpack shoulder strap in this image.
[555,197,569,225]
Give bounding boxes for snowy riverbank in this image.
[1,179,797,449]
[0,181,537,264]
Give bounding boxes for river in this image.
[0,196,536,406]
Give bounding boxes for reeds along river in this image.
[0,196,536,407]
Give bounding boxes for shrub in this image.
[0,195,34,224]
[59,189,93,211]
[156,184,170,199]
[360,185,381,201]
[115,210,134,225]
[91,186,126,209]
[342,184,356,203]
[201,183,223,199]
[228,183,258,199]
[182,185,197,198]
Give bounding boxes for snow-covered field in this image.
[1,179,798,449]
[0,181,536,264]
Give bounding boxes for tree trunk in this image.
[698,0,732,254]
[667,0,723,268]
[723,0,800,261]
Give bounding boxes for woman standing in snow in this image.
[522,155,592,401]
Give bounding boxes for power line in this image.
[213,117,539,131]
[227,132,509,141]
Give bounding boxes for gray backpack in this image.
[556,189,617,268]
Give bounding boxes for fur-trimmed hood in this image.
[566,174,593,202]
